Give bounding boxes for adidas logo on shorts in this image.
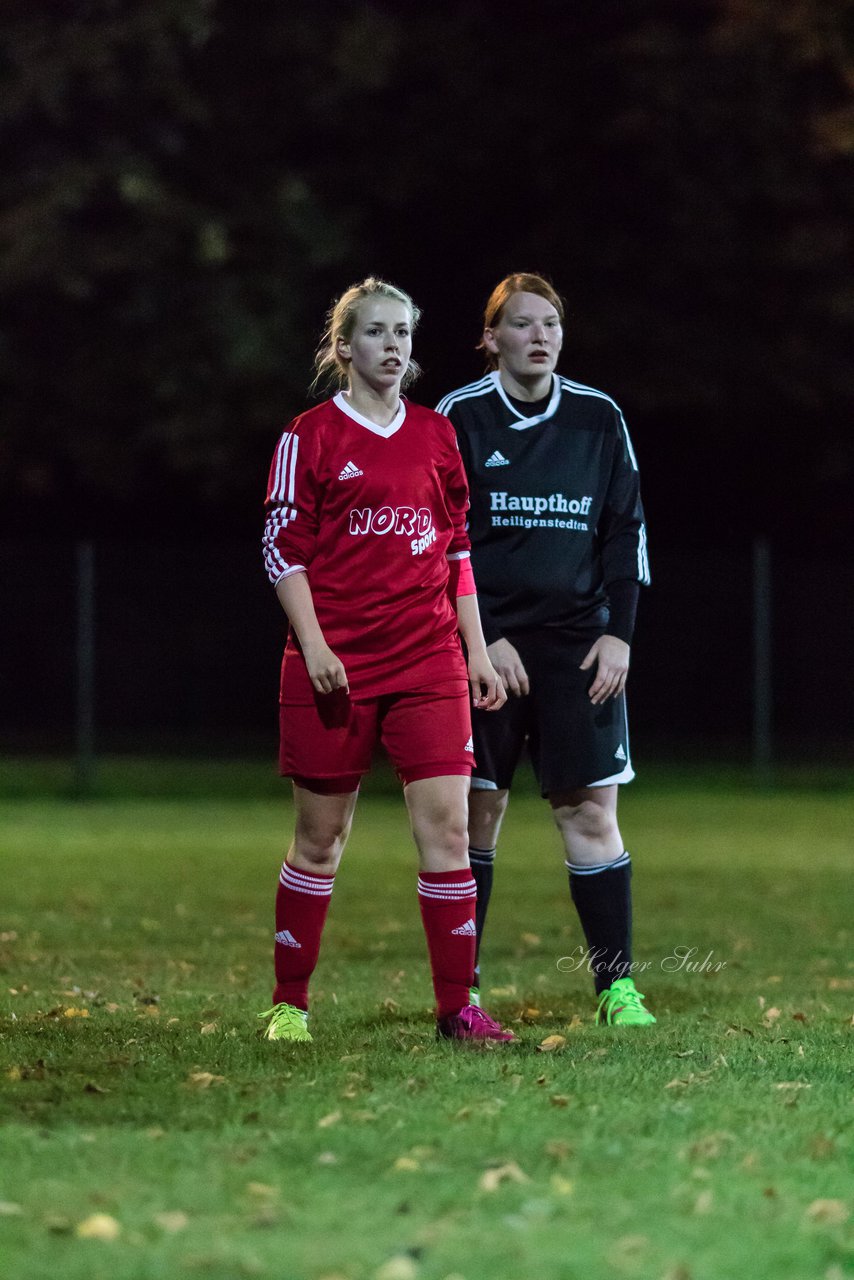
[614,744,627,761]
[451,918,477,937]
[484,450,510,467]
[338,460,364,480]
[274,929,301,948]
[464,735,474,752]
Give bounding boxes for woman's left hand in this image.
[468,652,507,711]
[579,634,630,705]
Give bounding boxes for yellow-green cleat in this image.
[596,977,656,1026]
[258,1002,312,1042]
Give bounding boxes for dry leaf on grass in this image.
[374,1256,419,1280]
[805,1199,849,1225]
[393,1157,420,1172]
[199,1022,218,1035]
[317,1110,342,1128]
[186,1071,225,1089]
[550,1094,571,1107]
[153,1211,188,1233]
[537,1034,566,1053]
[479,1161,530,1192]
[246,1183,277,1198]
[0,1201,23,1216]
[76,1213,121,1241]
[693,1190,714,1215]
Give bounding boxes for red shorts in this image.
[279,678,473,791]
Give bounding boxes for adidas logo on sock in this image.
[451,918,477,937]
[614,744,627,761]
[484,450,510,467]
[464,735,474,752]
[338,460,363,480]
[274,929,301,948]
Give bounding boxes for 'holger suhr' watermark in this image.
[556,945,727,978]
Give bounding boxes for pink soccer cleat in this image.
[437,1004,515,1042]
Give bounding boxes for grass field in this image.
[0,760,851,1280]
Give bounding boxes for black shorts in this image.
[471,630,634,798]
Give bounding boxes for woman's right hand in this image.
[302,642,349,694]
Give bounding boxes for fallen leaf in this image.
[246,1183,277,1198]
[393,1157,420,1172]
[317,1111,342,1128]
[805,1199,849,1225]
[43,1214,73,1233]
[199,1022,218,1035]
[153,1211,188,1233]
[83,1082,109,1094]
[63,1007,90,1019]
[76,1213,121,1241]
[0,1201,23,1216]
[565,1014,583,1030]
[828,977,854,991]
[479,1161,530,1192]
[792,1012,807,1023]
[6,1066,21,1081]
[316,1151,338,1165]
[693,1190,714,1215]
[550,1095,571,1107]
[186,1071,225,1089]
[375,1256,419,1280]
[520,932,541,946]
[762,1007,781,1027]
[488,985,516,997]
[537,1034,567,1053]
[544,1140,572,1160]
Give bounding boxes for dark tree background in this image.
[2,0,853,553]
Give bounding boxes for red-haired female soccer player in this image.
[259,277,513,1043]
[437,273,655,1027]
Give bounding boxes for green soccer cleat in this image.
[258,1002,312,1042]
[596,977,656,1026]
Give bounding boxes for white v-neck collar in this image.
[334,391,406,438]
[492,371,562,430]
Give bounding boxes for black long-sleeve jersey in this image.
[436,371,650,644]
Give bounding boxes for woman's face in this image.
[483,290,563,382]
[338,297,413,393]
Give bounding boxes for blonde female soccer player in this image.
[259,277,513,1043]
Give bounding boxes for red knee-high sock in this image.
[417,870,477,1019]
[272,860,335,1011]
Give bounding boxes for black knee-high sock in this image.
[566,852,632,995]
[468,846,496,985]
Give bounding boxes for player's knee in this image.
[293,813,350,866]
[557,799,617,843]
[468,787,509,845]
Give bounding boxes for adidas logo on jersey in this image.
[274,929,301,948]
[485,450,510,467]
[614,744,627,761]
[464,735,474,752]
[338,460,363,480]
[451,918,477,937]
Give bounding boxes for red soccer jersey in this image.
[263,394,471,700]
